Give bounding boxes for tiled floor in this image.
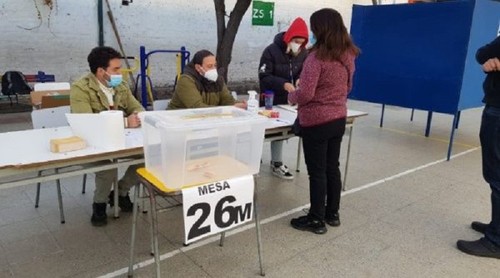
[1,100,499,277]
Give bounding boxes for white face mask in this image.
[289,42,302,54]
[204,68,218,82]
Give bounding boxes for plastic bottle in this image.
[247,90,259,114]
[231,91,238,100]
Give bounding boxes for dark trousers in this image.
[301,118,346,221]
[480,106,500,246]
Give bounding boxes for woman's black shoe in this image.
[325,213,340,227]
[290,215,327,234]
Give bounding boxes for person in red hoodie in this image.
[258,17,308,179]
[288,9,360,234]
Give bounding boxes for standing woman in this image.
[288,8,360,234]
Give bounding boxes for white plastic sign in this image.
[182,175,254,244]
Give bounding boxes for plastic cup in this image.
[264,90,274,110]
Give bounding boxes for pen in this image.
[275,119,290,124]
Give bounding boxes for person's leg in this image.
[325,136,343,218]
[480,106,500,246]
[92,167,117,226]
[270,140,283,164]
[487,185,500,246]
[290,124,328,234]
[325,119,346,225]
[109,162,143,212]
[457,106,500,257]
[118,164,142,196]
[94,168,117,203]
[302,131,328,221]
[270,140,293,179]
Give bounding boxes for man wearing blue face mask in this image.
[70,46,144,226]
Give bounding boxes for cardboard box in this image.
[50,136,86,153]
[30,90,70,107]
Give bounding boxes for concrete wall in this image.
[0,0,406,87]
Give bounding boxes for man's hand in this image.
[234,100,247,110]
[482,58,500,72]
[127,112,141,128]
[284,82,295,93]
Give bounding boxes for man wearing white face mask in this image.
[168,49,247,110]
[71,46,144,226]
[258,17,308,180]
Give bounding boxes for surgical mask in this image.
[106,73,123,88]
[204,68,218,82]
[309,33,317,46]
[289,42,301,54]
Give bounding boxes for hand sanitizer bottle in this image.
[247,90,259,114]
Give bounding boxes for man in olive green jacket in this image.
[168,49,246,110]
[70,46,144,227]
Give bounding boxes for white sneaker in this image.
[271,164,294,180]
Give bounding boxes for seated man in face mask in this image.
[70,46,144,227]
[258,17,309,180]
[168,49,247,109]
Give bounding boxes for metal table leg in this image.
[127,185,140,277]
[253,177,265,276]
[295,137,302,173]
[55,168,65,224]
[342,125,354,191]
[148,185,161,278]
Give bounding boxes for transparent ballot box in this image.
[142,107,267,189]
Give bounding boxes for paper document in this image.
[66,111,125,151]
[277,104,298,113]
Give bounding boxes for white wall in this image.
[0,0,406,86]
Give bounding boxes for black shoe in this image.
[457,237,500,259]
[471,221,488,234]
[108,191,134,212]
[325,213,341,227]
[91,202,107,227]
[290,215,327,234]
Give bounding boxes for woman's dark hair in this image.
[191,49,215,66]
[87,46,122,74]
[310,8,360,61]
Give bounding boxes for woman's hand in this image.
[284,82,295,93]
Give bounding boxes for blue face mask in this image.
[106,73,123,88]
[309,33,317,46]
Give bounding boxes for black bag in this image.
[1,71,32,105]
[292,117,302,136]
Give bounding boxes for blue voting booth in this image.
[349,0,500,159]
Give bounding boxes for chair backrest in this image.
[34,82,70,91]
[1,71,32,96]
[152,99,171,111]
[31,105,70,129]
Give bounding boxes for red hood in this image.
[283,17,309,47]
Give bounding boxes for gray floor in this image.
[1,100,499,277]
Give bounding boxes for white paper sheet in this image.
[66,111,125,151]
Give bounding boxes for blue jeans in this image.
[480,106,500,246]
